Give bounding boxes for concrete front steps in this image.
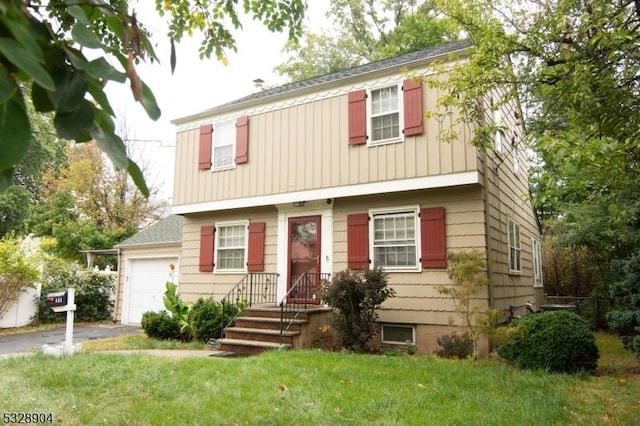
[216,306,332,356]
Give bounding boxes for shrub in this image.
[437,250,494,358]
[141,311,181,340]
[497,310,599,373]
[436,332,474,359]
[33,261,114,323]
[322,267,395,352]
[189,298,244,343]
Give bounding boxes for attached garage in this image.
[125,257,179,324]
[114,215,183,324]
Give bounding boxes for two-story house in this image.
[116,40,542,355]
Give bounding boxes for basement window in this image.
[381,324,415,345]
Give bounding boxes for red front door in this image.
[287,215,321,304]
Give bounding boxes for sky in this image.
[107,2,329,203]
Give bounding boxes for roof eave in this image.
[171,43,472,125]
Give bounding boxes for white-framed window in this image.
[513,136,520,173]
[532,237,543,287]
[212,121,235,170]
[370,206,420,272]
[494,107,503,153]
[368,83,403,145]
[381,324,416,345]
[215,221,247,273]
[508,218,521,274]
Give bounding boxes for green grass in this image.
[0,322,63,336]
[81,334,207,351]
[0,332,637,425]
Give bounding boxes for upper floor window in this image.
[508,218,521,274]
[370,206,420,271]
[494,107,503,153]
[213,121,235,169]
[369,85,402,144]
[348,79,423,146]
[215,221,247,272]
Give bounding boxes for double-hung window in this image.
[508,219,521,274]
[532,237,543,287]
[371,207,420,271]
[213,121,235,169]
[369,84,402,144]
[494,107,503,153]
[215,222,247,272]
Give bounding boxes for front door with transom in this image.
[287,215,321,304]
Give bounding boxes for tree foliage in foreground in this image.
[0,0,305,195]
[428,0,640,359]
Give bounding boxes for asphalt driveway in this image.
[0,324,141,355]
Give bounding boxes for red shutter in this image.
[198,124,213,170]
[199,225,215,272]
[421,207,446,268]
[247,222,265,272]
[348,90,367,145]
[403,79,423,136]
[347,213,369,269]
[235,115,249,164]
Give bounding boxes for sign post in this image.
[42,288,82,357]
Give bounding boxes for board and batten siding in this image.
[172,82,479,207]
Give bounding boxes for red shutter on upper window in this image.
[247,222,265,272]
[347,213,370,269]
[235,115,249,164]
[198,124,213,170]
[199,225,215,272]
[348,90,367,145]
[403,79,423,136]
[421,207,446,268]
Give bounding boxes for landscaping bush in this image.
[33,261,114,323]
[141,311,181,340]
[436,332,474,359]
[322,267,395,352]
[497,310,599,373]
[189,298,244,343]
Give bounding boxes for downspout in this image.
[113,247,121,323]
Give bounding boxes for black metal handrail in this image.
[220,272,279,334]
[279,272,331,343]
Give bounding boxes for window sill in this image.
[214,270,247,275]
[367,137,404,147]
[211,164,236,172]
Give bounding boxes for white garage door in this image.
[126,257,178,324]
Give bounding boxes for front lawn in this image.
[0,333,637,425]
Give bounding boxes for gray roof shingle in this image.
[176,39,472,122]
[116,215,183,248]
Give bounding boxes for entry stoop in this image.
[216,306,333,356]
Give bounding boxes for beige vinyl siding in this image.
[177,207,279,303]
[115,245,180,323]
[482,90,542,314]
[333,186,488,326]
[173,82,478,207]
